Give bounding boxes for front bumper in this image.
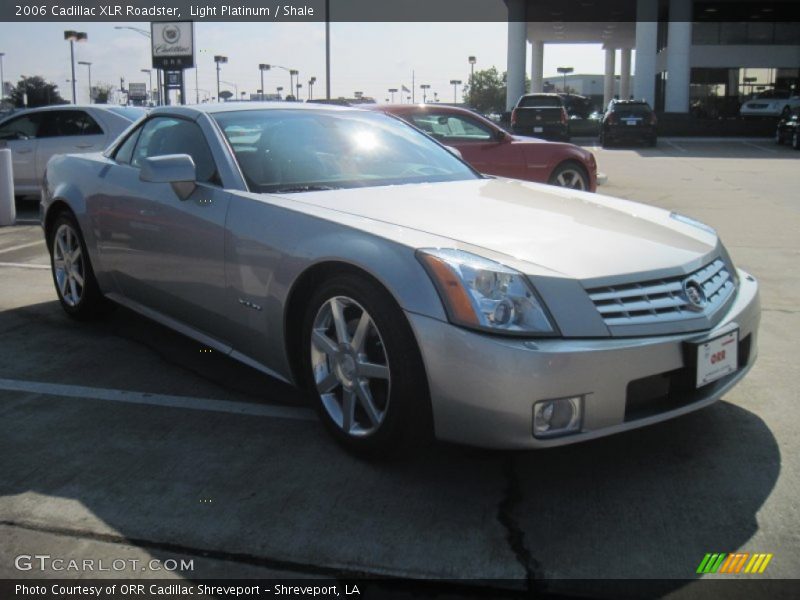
[407,269,760,449]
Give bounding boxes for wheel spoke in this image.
[350,311,371,353]
[71,247,82,263]
[358,360,389,380]
[341,389,356,433]
[330,298,350,344]
[53,258,66,270]
[55,236,67,260]
[355,380,381,427]
[311,330,338,357]
[58,273,68,296]
[557,174,567,186]
[316,371,339,394]
[72,270,84,287]
[69,278,79,303]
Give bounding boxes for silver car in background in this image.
[41,103,760,455]
[0,105,145,198]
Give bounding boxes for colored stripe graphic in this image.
[697,553,727,574]
[699,552,773,575]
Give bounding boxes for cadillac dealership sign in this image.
[151,21,195,69]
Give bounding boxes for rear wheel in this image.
[549,162,589,191]
[775,129,784,145]
[301,273,431,456]
[648,135,658,147]
[793,131,800,150]
[48,212,106,320]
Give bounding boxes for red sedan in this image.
[369,104,598,192]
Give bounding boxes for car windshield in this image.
[518,96,562,108]
[106,107,148,121]
[213,109,478,193]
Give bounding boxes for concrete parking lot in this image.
[0,139,798,596]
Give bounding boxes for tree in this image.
[9,76,66,108]
[93,83,112,104]
[463,67,531,114]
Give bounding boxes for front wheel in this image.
[549,162,589,191]
[301,273,431,456]
[48,212,106,320]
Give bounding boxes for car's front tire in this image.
[300,273,432,457]
[549,161,590,191]
[48,212,106,320]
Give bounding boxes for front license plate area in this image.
[534,126,543,133]
[686,330,739,388]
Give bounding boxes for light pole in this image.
[64,31,87,104]
[78,61,92,103]
[449,79,462,103]
[296,82,302,100]
[141,69,153,105]
[0,53,5,105]
[325,0,331,99]
[214,55,228,102]
[308,77,316,100]
[557,66,574,94]
[276,86,283,99]
[388,88,397,103]
[420,84,430,103]
[289,70,299,98]
[468,56,477,106]
[259,64,270,100]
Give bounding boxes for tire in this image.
[775,130,784,145]
[549,161,590,191]
[648,136,658,147]
[300,273,432,457]
[48,211,106,320]
[781,105,792,119]
[793,131,800,150]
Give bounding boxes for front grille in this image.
[587,259,735,327]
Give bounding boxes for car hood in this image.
[286,178,718,280]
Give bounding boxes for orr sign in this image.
[151,21,195,69]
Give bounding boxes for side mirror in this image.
[445,145,463,160]
[140,154,197,200]
[494,129,509,142]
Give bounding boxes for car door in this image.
[96,115,233,343]
[0,113,42,193]
[35,109,107,182]
[409,112,523,178]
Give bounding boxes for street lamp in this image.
[308,77,316,100]
[0,53,5,105]
[276,86,283,99]
[449,79,462,103]
[289,70,299,97]
[296,82,302,100]
[64,30,87,104]
[214,55,228,102]
[420,84,430,103]
[78,61,92,103]
[557,66,574,94]
[259,64,270,100]
[141,69,153,105]
[388,88,398,103]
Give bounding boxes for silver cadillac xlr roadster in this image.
[41,103,760,454]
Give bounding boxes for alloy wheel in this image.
[554,168,587,190]
[53,223,85,307]
[310,296,391,437]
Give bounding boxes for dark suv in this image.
[600,100,657,147]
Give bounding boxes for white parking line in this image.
[665,140,688,153]
[0,377,316,421]
[0,240,45,254]
[0,262,49,270]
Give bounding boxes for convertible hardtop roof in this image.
[149,101,364,119]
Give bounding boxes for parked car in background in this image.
[510,93,569,141]
[559,93,600,137]
[372,104,597,191]
[775,107,800,149]
[41,102,759,455]
[599,100,658,147]
[740,89,800,119]
[0,105,146,198]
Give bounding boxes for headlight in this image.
[417,248,556,335]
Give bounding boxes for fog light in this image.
[533,396,583,438]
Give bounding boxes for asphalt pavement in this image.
[0,138,798,597]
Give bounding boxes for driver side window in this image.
[0,114,41,141]
[127,117,220,185]
[411,114,492,142]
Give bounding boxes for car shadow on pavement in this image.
[0,300,781,596]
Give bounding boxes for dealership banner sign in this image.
[151,20,194,69]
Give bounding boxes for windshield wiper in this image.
[265,184,340,194]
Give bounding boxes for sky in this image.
[0,21,631,103]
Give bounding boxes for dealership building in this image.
[505,0,800,114]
